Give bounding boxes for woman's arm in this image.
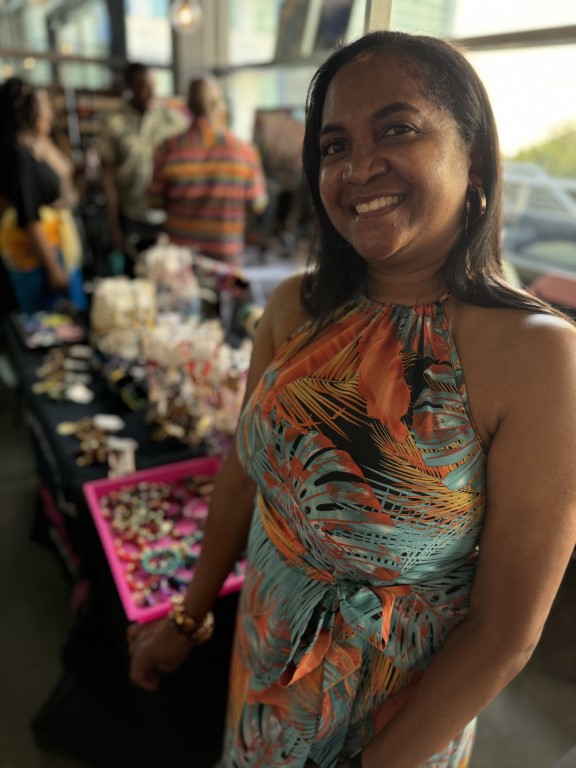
[358,315,576,768]
[128,273,307,691]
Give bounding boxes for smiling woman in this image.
[317,61,475,297]
[127,30,576,768]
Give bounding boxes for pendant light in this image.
[170,0,204,35]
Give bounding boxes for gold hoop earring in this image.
[465,185,487,233]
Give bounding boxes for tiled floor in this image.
[1,373,575,768]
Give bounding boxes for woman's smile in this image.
[352,194,404,216]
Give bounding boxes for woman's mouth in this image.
[354,194,404,215]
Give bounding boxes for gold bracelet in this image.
[168,595,214,646]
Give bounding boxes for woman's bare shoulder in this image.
[448,301,576,445]
[264,271,311,351]
[458,302,576,355]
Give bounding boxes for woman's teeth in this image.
[355,195,403,214]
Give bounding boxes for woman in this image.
[35,88,81,213]
[128,32,576,768]
[0,77,86,314]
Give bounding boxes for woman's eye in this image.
[320,139,347,157]
[383,123,416,137]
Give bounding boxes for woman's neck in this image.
[365,264,447,307]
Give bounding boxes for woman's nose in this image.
[342,148,390,184]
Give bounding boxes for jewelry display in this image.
[88,267,253,448]
[33,346,95,403]
[95,474,245,611]
[106,436,138,478]
[141,317,252,452]
[136,238,202,316]
[55,414,127,467]
[14,311,87,349]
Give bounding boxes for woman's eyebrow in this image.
[372,102,421,121]
[319,101,421,137]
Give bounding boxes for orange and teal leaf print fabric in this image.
[227,295,485,767]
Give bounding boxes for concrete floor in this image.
[1,374,575,768]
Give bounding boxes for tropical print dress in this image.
[227,293,486,767]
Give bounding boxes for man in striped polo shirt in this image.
[148,76,268,264]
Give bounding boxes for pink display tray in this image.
[83,456,245,623]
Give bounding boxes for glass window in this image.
[59,62,112,90]
[228,0,280,66]
[125,0,172,66]
[56,0,110,59]
[390,0,456,38]
[467,44,576,280]
[222,65,313,142]
[467,45,576,158]
[452,0,576,37]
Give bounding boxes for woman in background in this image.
[0,77,86,313]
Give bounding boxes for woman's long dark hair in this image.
[301,30,559,318]
[0,77,38,140]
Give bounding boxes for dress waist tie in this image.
[257,495,410,689]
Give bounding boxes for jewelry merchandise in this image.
[96,475,243,611]
[106,435,138,477]
[465,185,487,232]
[33,346,94,402]
[55,415,129,467]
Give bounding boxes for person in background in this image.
[35,89,80,213]
[148,75,268,263]
[34,88,89,281]
[0,78,86,313]
[97,62,188,272]
[127,31,576,768]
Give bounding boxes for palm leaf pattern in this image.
[225,295,485,767]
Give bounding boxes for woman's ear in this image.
[468,148,484,187]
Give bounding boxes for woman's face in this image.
[318,52,479,275]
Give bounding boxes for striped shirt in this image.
[148,117,267,262]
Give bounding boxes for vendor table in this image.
[3,314,239,768]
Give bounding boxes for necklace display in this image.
[97,475,245,609]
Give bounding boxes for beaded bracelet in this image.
[168,595,214,646]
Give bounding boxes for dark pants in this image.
[119,215,161,277]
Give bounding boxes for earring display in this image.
[84,456,246,622]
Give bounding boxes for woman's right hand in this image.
[127,618,194,692]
